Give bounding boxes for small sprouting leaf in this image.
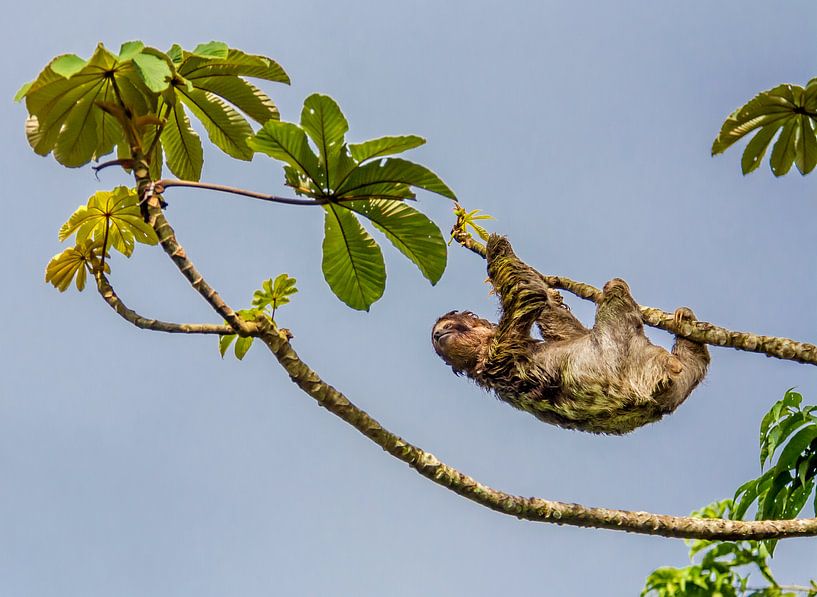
[335,157,456,200]
[251,273,298,314]
[59,187,158,257]
[712,82,817,177]
[322,205,385,310]
[454,206,494,241]
[45,239,108,292]
[219,334,236,357]
[340,199,447,284]
[348,135,425,163]
[249,120,322,187]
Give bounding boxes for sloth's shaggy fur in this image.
[432,235,710,434]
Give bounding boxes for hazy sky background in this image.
[2,1,816,595]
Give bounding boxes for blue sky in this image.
[2,1,816,595]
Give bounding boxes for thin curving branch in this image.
[134,161,257,337]
[255,318,817,540]
[94,269,234,335]
[451,228,817,366]
[129,187,817,540]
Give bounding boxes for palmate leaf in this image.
[340,199,446,284]
[45,239,109,292]
[19,42,165,167]
[178,87,253,160]
[322,206,385,310]
[251,274,298,312]
[712,81,817,176]
[247,93,456,310]
[59,187,157,257]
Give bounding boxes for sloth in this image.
[432,235,710,434]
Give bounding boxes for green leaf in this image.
[249,120,322,187]
[178,47,289,84]
[774,425,817,473]
[132,51,172,92]
[234,336,254,360]
[335,157,456,200]
[191,41,229,59]
[761,412,809,468]
[178,87,253,159]
[192,76,279,124]
[59,187,158,257]
[741,122,783,174]
[322,205,385,310]
[160,97,204,181]
[300,93,349,186]
[348,135,426,163]
[219,334,236,357]
[340,199,447,284]
[252,274,298,313]
[45,239,108,292]
[795,114,817,174]
[769,119,798,176]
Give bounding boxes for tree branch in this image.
[451,229,817,366]
[255,319,817,540]
[94,269,234,335]
[131,184,817,540]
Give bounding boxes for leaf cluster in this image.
[46,187,156,291]
[712,81,817,176]
[16,40,288,180]
[219,274,298,360]
[732,391,817,553]
[642,501,796,597]
[248,94,454,310]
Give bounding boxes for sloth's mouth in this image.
[433,329,454,343]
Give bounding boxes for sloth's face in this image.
[432,311,495,373]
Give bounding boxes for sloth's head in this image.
[432,311,495,374]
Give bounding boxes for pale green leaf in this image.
[234,336,254,360]
[132,51,172,92]
[178,86,253,159]
[160,97,203,181]
[192,76,279,124]
[178,47,290,83]
[322,205,385,310]
[219,334,236,357]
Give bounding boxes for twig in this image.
[94,270,234,335]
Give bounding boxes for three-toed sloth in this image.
[432,236,710,434]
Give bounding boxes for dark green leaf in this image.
[769,119,798,176]
[348,135,426,163]
[774,425,817,473]
[741,122,783,174]
[795,114,817,174]
[322,205,385,310]
[335,157,456,200]
[300,94,349,187]
[249,120,323,187]
[340,199,447,284]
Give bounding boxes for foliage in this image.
[16,40,288,180]
[451,203,494,243]
[642,392,817,596]
[712,81,817,176]
[248,93,452,310]
[46,187,155,291]
[732,390,817,554]
[219,275,298,360]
